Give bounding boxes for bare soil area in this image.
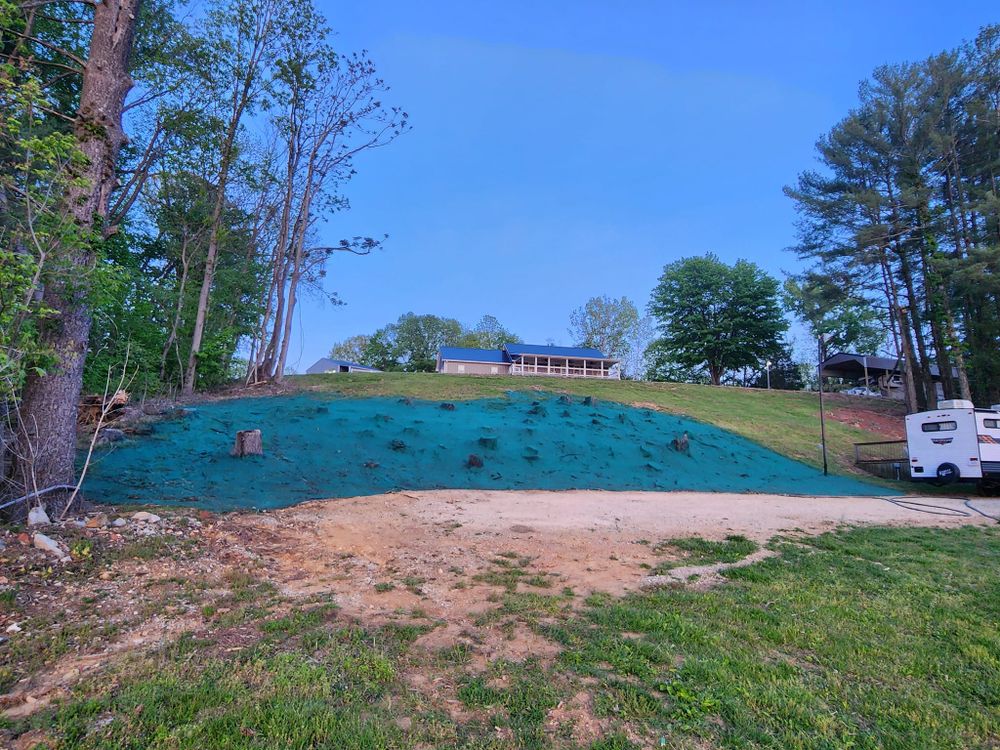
[2,489,993,725]
[219,489,991,655]
[827,406,906,440]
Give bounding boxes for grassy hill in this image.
[294,373,905,478]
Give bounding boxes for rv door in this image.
[975,411,1000,478]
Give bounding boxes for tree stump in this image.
[231,429,263,457]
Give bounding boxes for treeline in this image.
[1,0,403,501]
[332,281,796,386]
[329,313,521,373]
[329,298,655,377]
[785,24,1000,410]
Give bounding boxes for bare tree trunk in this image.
[260,253,290,378]
[159,238,191,383]
[13,0,141,502]
[896,305,920,414]
[181,2,276,395]
[182,150,234,395]
[274,167,316,382]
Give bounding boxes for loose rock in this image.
[96,427,126,445]
[131,511,161,523]
[27,506,50,526]
[112,518,128,527]
[32,532,65,557]
[85,513,109,529]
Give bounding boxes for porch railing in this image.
[509,363,620,380]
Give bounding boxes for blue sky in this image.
[287,1,997,371]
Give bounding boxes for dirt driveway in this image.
[218,489,995,661]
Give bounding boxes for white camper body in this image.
[905,399,1000,484]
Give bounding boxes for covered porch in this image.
[509,354,620,379]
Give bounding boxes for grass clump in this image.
[653,533,758,567]
[458,660,561,749]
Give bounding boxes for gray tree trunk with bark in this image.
[13,0,142,503]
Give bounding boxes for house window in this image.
[457,364,465,373]
[490,366,499,374]
[984,419,999,429]
[922,421,957,432]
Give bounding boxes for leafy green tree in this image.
[568,296,641,375]
[643,340,711,384]
[390,313,464,372]
[748,349,806,390]
[648,255,788,386]
[329,335,370,363]
[457,315,519,350]
[359,330,398,371]
[783,275,888,356]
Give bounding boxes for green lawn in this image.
[16,525,998,749]
[294,372,903,476]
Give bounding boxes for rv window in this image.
[984,419,999,429]
[921,421,957,432]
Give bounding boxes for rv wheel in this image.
[933,462,960,486]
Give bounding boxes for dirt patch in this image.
[827,406,905,440]
[221,488,989,635]
[3,489,990,725]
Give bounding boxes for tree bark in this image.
[231,429,263,457]
[159,233,191,384]
[896,305,920,414]
[13,0,141,501]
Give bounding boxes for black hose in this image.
[881,497,971,517]
[964,498,1000,522]
[876,494,1000,522]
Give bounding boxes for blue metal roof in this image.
[503,343,610,359]
[438,347,509,364]
[306,358,381,374]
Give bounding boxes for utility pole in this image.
[818,336,828,476]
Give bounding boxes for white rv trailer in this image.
[905,399,1000,485]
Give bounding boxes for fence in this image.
[854,440,909,481]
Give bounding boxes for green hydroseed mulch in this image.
[82,392,885,511]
